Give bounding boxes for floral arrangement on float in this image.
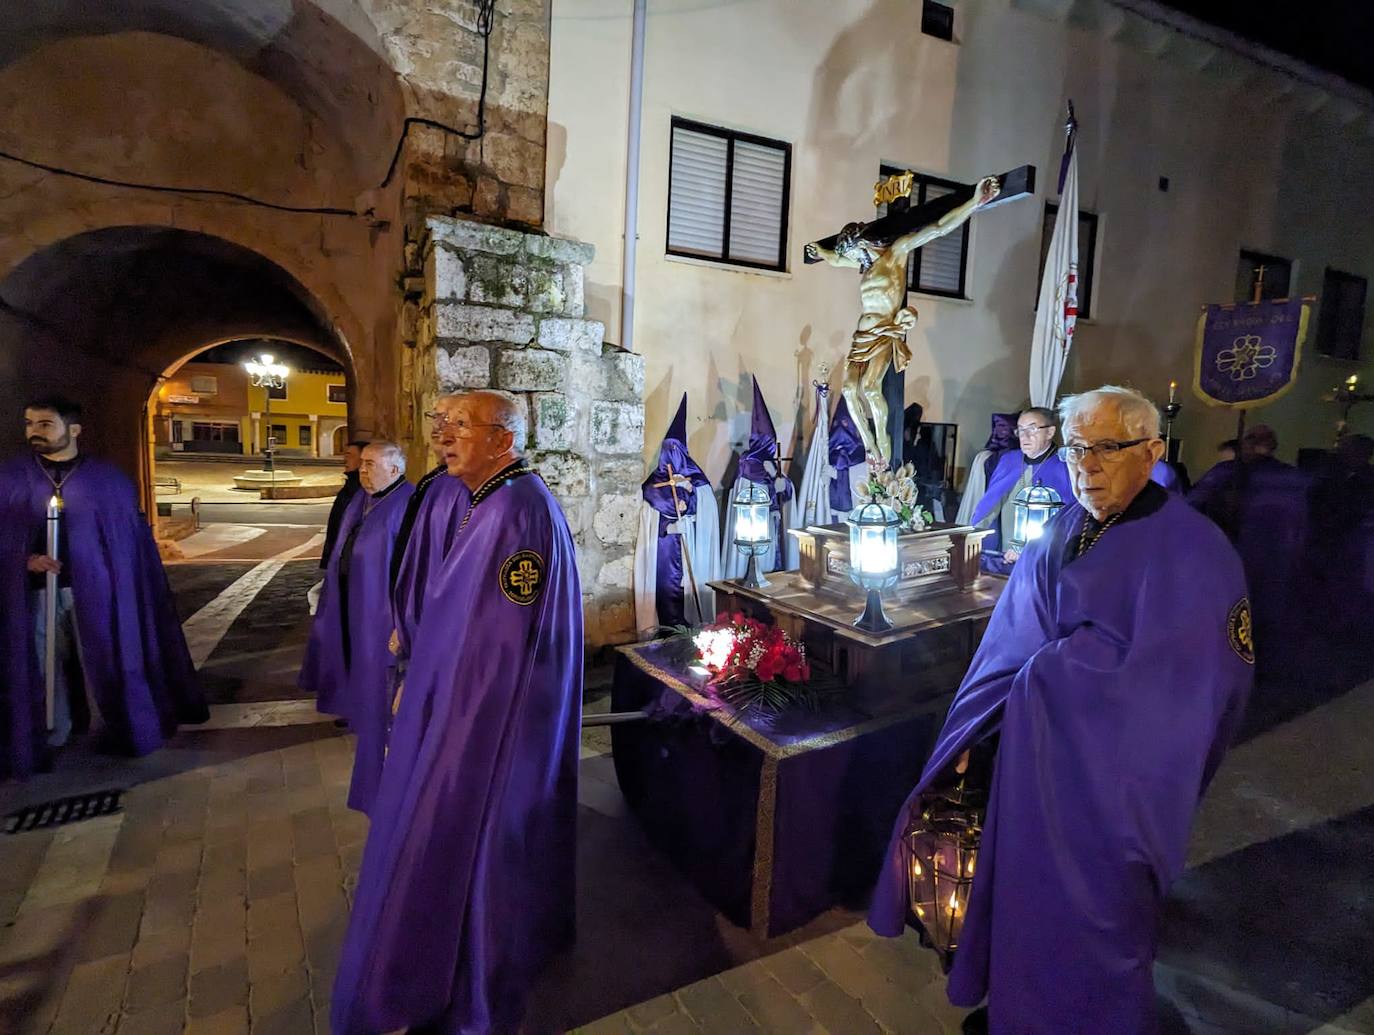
[856,462,935,533]
[685,612,824,717]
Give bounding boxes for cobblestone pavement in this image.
[3,535,1373,1034]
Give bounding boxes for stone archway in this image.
[0,226,353,515]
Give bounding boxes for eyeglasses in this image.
[1014,424,1055,437]
[436,419,506,439]
[1057,438,1153,463]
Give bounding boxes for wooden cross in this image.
[651,463,705,622]
[806,164,1037,464]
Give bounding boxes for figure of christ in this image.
[805,175,1002,465]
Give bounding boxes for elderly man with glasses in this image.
[333,390,582,1035]
[871,385,1253,1035]
[969,407,1074,573]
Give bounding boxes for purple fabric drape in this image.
[829,395,866,514]
[332,470,582,1035]
[0,455,206,778]
[612,642,940,937]
[870,496,1252,1034]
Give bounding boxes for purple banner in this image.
[1193,298,1309,409]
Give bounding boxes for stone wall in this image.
[415,216,644,648]
[369,0,552,228]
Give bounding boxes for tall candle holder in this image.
[1163,380,1182,462]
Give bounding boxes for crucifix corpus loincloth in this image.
[804,165,1036,466]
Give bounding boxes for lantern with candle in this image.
[1007,482,1064,551]
[904,778,986,970]
[847,499,901,632]
[731,480,774,589]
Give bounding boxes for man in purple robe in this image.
[0,397,206,778]
[1187,424,1310,679]
[388,395,472,689]
[970,408,1073,574]
[333,390,581,1035]
[300,442,414,813]
[870,385,1253,1035]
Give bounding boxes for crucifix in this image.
[651,463,705,620]
[805,164,1037,467]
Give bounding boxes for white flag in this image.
[1029,114,1080,409]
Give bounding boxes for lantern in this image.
[1008,482,1063,551]
[904,785,984,970]
[732,480,774,589]
[847,500,900,632]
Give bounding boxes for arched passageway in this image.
[0,226,353,514]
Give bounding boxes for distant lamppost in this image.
[244,353,289,473]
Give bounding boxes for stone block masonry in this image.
[417,215,645,647]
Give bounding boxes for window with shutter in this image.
[1317,268,1366,360]
[877,166,972,299]
[668,118,791,272]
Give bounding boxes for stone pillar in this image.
[416,216,644,647]
[310,415,321,458]
[249,414,261,455]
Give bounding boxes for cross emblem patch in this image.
[499,550,545,606]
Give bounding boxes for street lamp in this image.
[732,481,774,589]
[847,500,900,632]
[244,353,289,473]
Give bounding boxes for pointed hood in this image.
[642,394,711,520]
[829,394,866,472]
[738,377,790,504]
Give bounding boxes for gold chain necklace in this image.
[33,455,81,499]
[1077,510,1124,556]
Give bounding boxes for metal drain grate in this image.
[5,789,124,834]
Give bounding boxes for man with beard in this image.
[0,397,206,777]
[332,390,581,1035]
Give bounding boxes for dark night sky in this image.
[195,338,343,374]
[1160,1,1374,91]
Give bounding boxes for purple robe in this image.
[1151,459,1182,492]
[390,472,471,661]
[870,495,1252,1034]
[981,412,1020,483]
[302,477,414,813]
[299,491,362,716]
[332,464,582,1035]
[1187,457,1311,678]
[0,454,206,778]
[970,449,1073,525]
[643,395,712,628]
[732,377,791,571]
[828,395,867,513]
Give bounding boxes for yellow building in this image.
[155,360,350,458]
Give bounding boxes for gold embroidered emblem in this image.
[499,550,545,606]
[1227,598,1254,665]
